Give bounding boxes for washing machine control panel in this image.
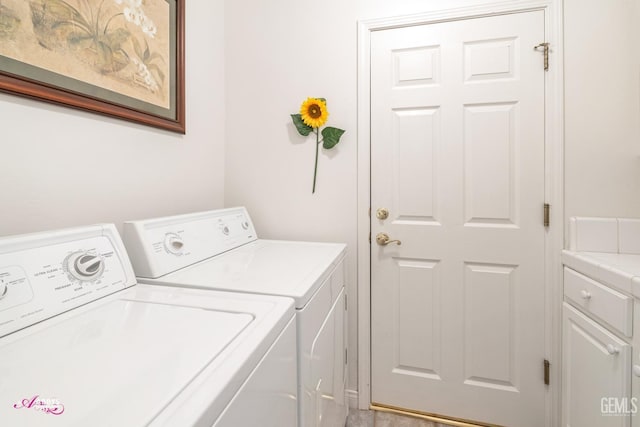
[0,225,135,338]
[123,207,257,279]
[0,267,33,313]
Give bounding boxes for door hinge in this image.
[544,359,550,385]
[544,203,550,228]
[534,42,550,71]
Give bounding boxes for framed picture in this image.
[0,0,185,133]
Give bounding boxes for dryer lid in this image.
[150,239,346,309]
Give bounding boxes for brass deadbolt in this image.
[376,208,389,220]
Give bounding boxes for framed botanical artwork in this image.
[0,0,185,133]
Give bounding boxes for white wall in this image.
[224,0,360,393]
[564,0,640,222]
[225,0,640,398]
[0,1,226,236]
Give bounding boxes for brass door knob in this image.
[376,233,401,246]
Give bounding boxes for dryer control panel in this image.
[0,225,136,338]
[123,207,257,278]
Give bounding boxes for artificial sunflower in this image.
[290,97,345,194]
[300,97,329,128]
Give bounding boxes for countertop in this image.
[562,250,640,298]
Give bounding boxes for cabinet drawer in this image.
[564,267,633,337]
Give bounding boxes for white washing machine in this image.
[0,224,297,427]
[123,207,348,427]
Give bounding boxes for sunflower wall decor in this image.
[290,98,345,193]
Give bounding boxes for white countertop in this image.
[562,250,640,298]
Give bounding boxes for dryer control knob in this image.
[164,233,185,255]
[241,221,249,230]
[66,252,105,282]
[222,226,230,236]
[0,280,7,300]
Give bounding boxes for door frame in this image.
[356,1,564,425]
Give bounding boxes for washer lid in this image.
[149,240,346,308]
[0,296,252,427]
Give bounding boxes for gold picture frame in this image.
[0,0,185,133]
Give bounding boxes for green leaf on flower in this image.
[322,127,345,149]
[317,98,326,104]
[291,114,313,136]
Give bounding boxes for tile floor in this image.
[347,408,451,427]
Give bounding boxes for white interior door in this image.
[370,11,546,427]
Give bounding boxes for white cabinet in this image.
[562,302,632,427]
[562,217,640,427]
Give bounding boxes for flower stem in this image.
[312,128,320,193]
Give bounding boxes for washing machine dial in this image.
[222,226,230,236]
[164,233,185,255]
[0,280,6,300]
[241,221,249,230]
[65,252,105,282]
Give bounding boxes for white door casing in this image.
[369,10,546,427]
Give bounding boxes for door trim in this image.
[356,2,564,425]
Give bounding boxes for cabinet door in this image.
[633,299,640,427]
[563,303,632,427]
[634,345,640,427]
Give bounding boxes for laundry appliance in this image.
[0,224,297,427]
[123,207,348,427]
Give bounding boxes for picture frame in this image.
[0,0,185,133]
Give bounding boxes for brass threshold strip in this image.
[370,403,505,427]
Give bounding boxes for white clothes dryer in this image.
[123,207,348,427]
[0,224,297,427]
